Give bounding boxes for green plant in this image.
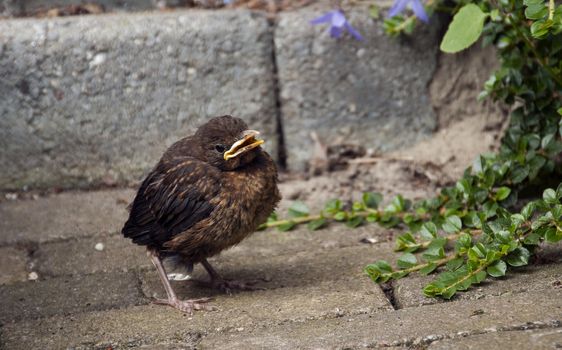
[268,0,562,299]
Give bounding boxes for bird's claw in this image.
[152,297,216,315]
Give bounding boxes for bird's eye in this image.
[215,144,226,153]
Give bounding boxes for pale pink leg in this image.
[147,249,215,314]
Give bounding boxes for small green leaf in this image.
[333,211,347,221]
[530,19,553,39]
[446,257,464,271]
[455,233,472,252]
[395,232,418,252]
[419,263,438,275]
[474,270,487,283]
[397,253,418,269]
[443,215,462,233]
[352,201,364,211]
[543,188,557,204]
[420,222,438,240]
[468,243,487,261]
[545,227,562,243]
[423,283,441,297]
[510,166,529,184]
[363,192,383,209]
[440,4,488,53]
[525,3,548,20]
[324,199,341,214]
[366,212,379,223]
[307,218,326,231]
[288,202,309,217]
[365,260,393,283]
[495,187,511,201]
[524,232,541,245]
[510,214,525,227]
[278,221,295,231]
[506,247,530,267]
[521,202,536,220]
[487,260,507,277]
[346,216,363,228]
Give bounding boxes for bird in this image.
[122,115,281,314]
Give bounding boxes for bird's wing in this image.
[122,158,220,247]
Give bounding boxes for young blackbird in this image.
[122,116,280,313]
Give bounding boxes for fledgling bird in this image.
[122,116,281,313]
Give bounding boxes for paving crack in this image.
[371,319,562,348]
[380,281,400,310]
[267,16,287,170]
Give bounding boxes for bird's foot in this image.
[192,278,266,295]
[152,297,216,315]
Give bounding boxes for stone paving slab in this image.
[0,270,144,324]
[32,233,147,277]
[0,10,277,189]
[140,245,396,298]
[198,288,562,349]
[394,261,562,309]
[2,188,562,349]
[428,328,562,349]
[0,246,29,285]
[0,277,390,349]
[2,280,559,349]
[276,8,440,170]
[0,189,134,245]
[31,219,395,277]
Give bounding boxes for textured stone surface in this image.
[9,0,154,16]
[0,270,145,323]
[3,288,558,349]
[275,8,440,170]
[0,10,277,189]
[394,256,562,308]
[140,244,396,298]
[0,247,29,285]
[0,189,134,245]
[428,328,562,350]
[33,223,395,277]
[199,289,562,349]
[429,41,504,128]
[1,182,562,349]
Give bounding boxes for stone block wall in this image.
[0,8,498,189]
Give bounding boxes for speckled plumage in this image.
[123,115,280,261]
[121,116,280,313]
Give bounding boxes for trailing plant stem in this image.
[399,253,460,275]
[402,229,482,250]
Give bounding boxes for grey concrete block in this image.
[3,288,559,349]
[33,221,395,277]
[0,247,29,285]
[275,9,440,170]
[428,328,562,350]
[0,270,145,323]
[394,262,562,309]
[0,189,134,245]
[0,10,277,190]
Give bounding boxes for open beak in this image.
[223,130,265,160]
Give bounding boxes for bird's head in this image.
[195,115,265,170]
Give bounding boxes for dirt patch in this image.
[390,43,509,180]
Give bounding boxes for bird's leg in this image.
[147,249,215,314]
[194,258,265,294]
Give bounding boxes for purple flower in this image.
[310,10,364,41]
[388,0,429,23]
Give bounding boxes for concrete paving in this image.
[0,187,560,349]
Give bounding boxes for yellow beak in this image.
[223,130,265,160]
